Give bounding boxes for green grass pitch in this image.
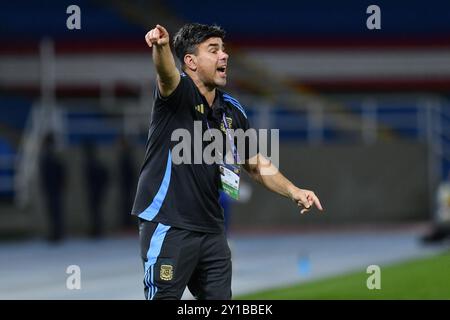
[236,251,450,299]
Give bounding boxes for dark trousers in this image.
[138,219,232,300]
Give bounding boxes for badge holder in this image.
[218,113,241,200]
[219,162,240,200]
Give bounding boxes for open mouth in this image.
[217,66,227,76]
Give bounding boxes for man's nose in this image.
[220,51,229,60]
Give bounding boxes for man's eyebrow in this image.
[207,43,220,48]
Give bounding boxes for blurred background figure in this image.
[116,135,137,232]
[39,133,66,243]
[423,171,450,243]
[82,141,109,239]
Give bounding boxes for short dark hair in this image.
[173,23,225,66]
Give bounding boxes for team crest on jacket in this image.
[160,264,173,281]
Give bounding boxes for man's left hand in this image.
[288,186,323,214]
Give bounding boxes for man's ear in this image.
[184,54,197,72]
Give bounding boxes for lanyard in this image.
[221,113,241,164]
[205,113,240,164]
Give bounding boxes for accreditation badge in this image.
[219,163,240,200]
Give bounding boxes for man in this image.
[82,141,109,239]
[422,171,450,243]
[39,133,66,243]
[131,23,323,300]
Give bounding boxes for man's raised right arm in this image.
[145,24,180,97]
